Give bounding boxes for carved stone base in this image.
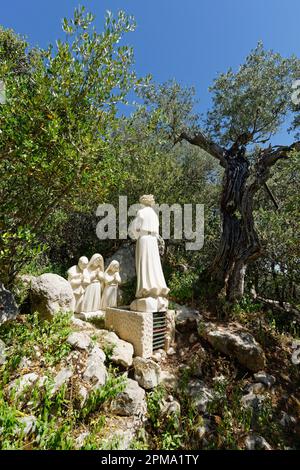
[130,296,168,313]
[76,310,105,321]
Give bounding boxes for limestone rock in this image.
[198,322,266,372]
[18,356,32,370]
[0,283,18,325]
[96,330,134,368]
[0,339,6,365]
[253,371,276,388]
[187,379,214,413]
[241,392,266,412]
[77,385,89,408]
[191,346,208,378]
[280,411,296,427]
[88,345,106,363]
[8,373,47,405]
[51,367,73,394]
[160,370,177,389]
[75,431,90,449]
[106,244,135,284]
[30,273,74,319]
[189,333,198,344]
[245,434,272,450]
[173,303,201,326]
[67,331,92,351]
[160,398,181,417]
[196,418,212,441]
[100,416,146,450]
[165,309,176,350]
[110,378,146,417]
[244,382,265,394]
[133,357,161,390]
[16,416,37,437]
[70,317,95,331]
[8,372,39,397]
[167,347,176,356]
[83,348,108,389]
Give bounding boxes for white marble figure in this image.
[101,260,121,310]
[81,253,105,315]
[67,256,89,313]
[128,194,169,312]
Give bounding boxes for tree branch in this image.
[260,141,300,168]
[176,131,227,167]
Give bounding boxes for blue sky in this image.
[1,0,300,144]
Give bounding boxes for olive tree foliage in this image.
[107,83,222,276]
[250,150,300,303]
[140,44,300,303]
[0,7,145,285]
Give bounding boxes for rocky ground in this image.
[0,298,299,450]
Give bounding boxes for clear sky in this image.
[1,0,300,144]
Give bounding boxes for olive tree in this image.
[0,7,144,285]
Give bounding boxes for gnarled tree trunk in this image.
[179,131,300,303]
[211,149,261,301]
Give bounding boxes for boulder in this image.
[83,347,107,388]
[96,330,134,368]
[133,357,161,390]
[106,244,135,284]
[0,339,6,365]
[110,378,146,417]
[30,273,74,319]
[67,332,92,351]
[198,322,266,372]
[0,283,18,325]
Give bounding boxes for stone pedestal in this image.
[130,296,168,313]
[105,307,153,358]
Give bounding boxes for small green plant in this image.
[169,270,198,304]
[0,312,72,380]
[146,385,166,429]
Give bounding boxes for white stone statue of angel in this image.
[128,194,169,312]
[101,260,121,310]
[67,256,89,313]
[81,253,105,314]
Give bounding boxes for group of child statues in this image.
[68,254,121,315]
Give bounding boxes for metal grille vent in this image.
[152,311,166,350]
